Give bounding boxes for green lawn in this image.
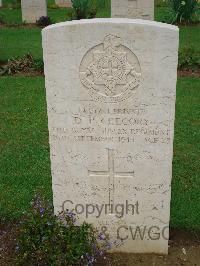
[0,77,52,220]
[0,1,199,231]
[0,8,72,25]
[179,26,200,52]
[0,5,171,25]
[171,77,200,230]
[0,4,110,62]
[0,1,110,24]
[1,0,61,5]
[0,76,199,230]
[0,25,199,63]
[0,28,42,61]
[0,6,199,62]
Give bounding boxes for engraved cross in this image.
[102,59,118,78]
[88,149,134,211]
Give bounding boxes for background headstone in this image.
[42,18,178,254]
[0,0,2,7]
[55,0,72,7]
[21,0,47,23]
[111,0,154,20]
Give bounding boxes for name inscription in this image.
[51,106,171,145]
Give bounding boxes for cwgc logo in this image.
[80,34,141,103]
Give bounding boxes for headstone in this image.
[111,0,154,20]
[0,0,2,7]
[55,0,72,7]
[21,0,47,23]
[42,19,179,254]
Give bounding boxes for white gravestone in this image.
[42,19,179,254]
[21,0,47,23]
[111,0,154,20]
[55,0,72,7]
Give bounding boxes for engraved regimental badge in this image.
[80,34,141,103]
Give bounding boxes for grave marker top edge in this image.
[42,18,178,33]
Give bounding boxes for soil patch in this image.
[1,70,199,78]
[176,21,200,27]
[1,21,200,29]
[0,23,43,29]
[12,71,44,77]
[0,71,44,77]
[178,69,200,78]
[0,221,18,265]
[96,230,200,266]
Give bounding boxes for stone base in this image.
[21,0,47,23]
[57,3,72,7]
[55,0,72,8]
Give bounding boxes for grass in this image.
[0,5,110,25]
[1,5,170,25]
[171,77,200,231]
[1,25,199,64]
[0,3,110,62]
[0,28,42,61]
[1,0,58,5]
[0,8,71,25]
[155,6,174,23]
[0,1,199,231]
[0,77,52,220]
[0,76,199,230]
[0,5,199,63]
[179,26,200,52]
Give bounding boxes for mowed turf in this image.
[0,5,173,25]
[0,0,200,230]
[0,8,75,25]
[171,77,200,231]
[0,77,52,220]
[0,76,199,230]
[0,0,110,25]
[0,8,199,62]
[0,3,110,62]
[0,28,42,61]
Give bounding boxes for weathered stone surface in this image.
[21,0,47,23]
[55,0,72,7]
[0,0,2,7]
[42,19,179,254]
[111,0,154,20]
